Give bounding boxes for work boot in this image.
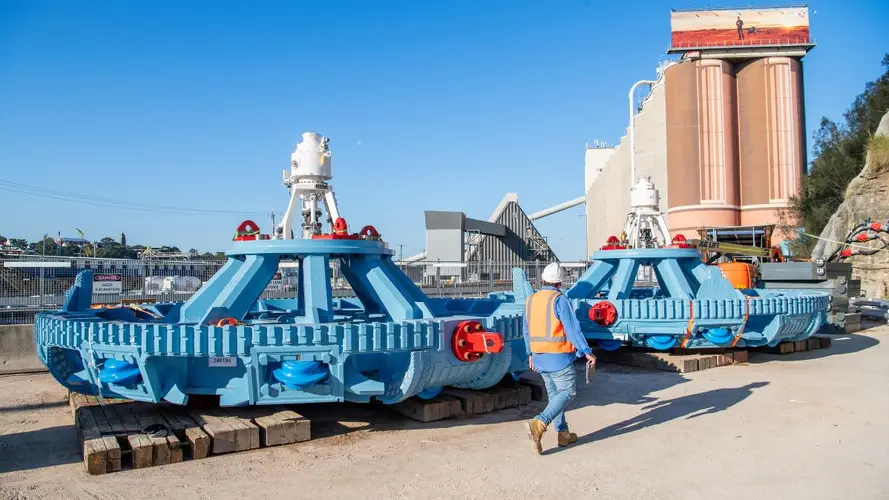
[557,431,578,447]
[526,419,546,455]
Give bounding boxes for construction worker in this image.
[524,262,596,454]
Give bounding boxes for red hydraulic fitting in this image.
[856,232,871,242]
[234,220,261,241]
[332,217,349,235]
[840,248,853,258]
[312,217,362,240]
[451,320,504,362]
[216,317,238,327]
[601,236,627,250]
[670,234,693,248]
[589,301,618,326]
[871,222,883,231]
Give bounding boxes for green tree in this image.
[61,244,80,257]
[9,238,28,249]
[33,237,58,256]
[788,54,889,256]
[96,243,137,259]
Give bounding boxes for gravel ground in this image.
[2,324,888,500]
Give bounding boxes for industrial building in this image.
[585,6,814,254]
[404,193,568,284]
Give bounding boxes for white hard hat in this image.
[541,262,564,284]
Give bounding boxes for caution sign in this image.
[93,273,123,294]
[267,272,284,292]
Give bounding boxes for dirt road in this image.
[2,325,888,500]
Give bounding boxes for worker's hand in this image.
[528,356,536,372]
[584,353,597,370]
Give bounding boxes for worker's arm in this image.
[555,295,592,356]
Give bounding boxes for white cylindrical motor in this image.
[630,176,659,210]
[290,132,332,181]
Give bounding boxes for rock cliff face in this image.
[813,111,889,298]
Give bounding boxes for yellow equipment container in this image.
[717,262,756,289]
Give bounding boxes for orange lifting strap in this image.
[680,300,695,348]
[731,296,751,348]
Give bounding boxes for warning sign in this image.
[93,273,123,294]
[267,272,284,292]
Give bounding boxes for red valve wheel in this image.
[588,301,618,327]
[216,317,238,327]
[451,320,504,362]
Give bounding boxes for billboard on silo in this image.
[670,7,810,51]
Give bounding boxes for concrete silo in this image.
[736,57,807,234]
[664,59,741,238]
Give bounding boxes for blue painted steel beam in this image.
[180,254,280,325]
[606,258,640,300]
[566,260,616,299]
[300,255,333,323]
[655,258,695,298]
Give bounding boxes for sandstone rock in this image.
[813,111,889,298]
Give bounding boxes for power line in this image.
[0,179,268,216]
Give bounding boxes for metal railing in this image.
[670,37,813,50]
[1,256,227,324]
[1,256,593,324]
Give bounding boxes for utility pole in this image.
[270,211,276,233]
[399,244,404,263]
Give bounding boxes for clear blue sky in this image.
[1,0,887,260]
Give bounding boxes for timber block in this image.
[517,373,547,402]
[482,386,522,410]
[390,395,462,423]
[227,406,311,446]
[188,409,260,454]
[595,350,744,372]
[753,342,795,354]
[442,388,494,414]
[74,404,120,475]
[160,406,211,459]
[817,336,832,349]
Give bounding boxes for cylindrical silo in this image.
[736,57,806,237]
[665,59,740,239]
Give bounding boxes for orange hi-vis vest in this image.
[526,289,575,354]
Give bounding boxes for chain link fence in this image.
[1,256,591,325]
[0,256,227,324]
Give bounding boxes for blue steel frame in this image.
[34,238,527,407]
[501,248,829,351]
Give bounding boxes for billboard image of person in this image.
[670,7,810,50]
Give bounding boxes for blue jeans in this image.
[534,363,577,432]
